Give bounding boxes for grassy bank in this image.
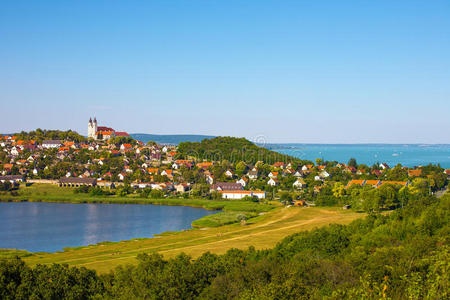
[1,184,364,273]
[20,206,363,273]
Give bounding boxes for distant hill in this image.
[130,133,215,145]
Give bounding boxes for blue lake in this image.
[0,202,217,253]
[269,144,450,168]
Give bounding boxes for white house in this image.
[42,140,62,149]
[10,147,20,156]
[380,163,390,170]
[319,170,330,178]
[293,178,306,189]
[268,172,278,178]
[247,169,258,180]
[225,170,234,177]
[293,171,303,177]
[118,173,126,181]
[206,175,214,185]
[220,190,266,200]
[236,177,248,187]
[267,178,279,186]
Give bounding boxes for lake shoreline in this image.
[0,184,275,255]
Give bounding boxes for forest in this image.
[1,191,448,299]
[177,137,309,165]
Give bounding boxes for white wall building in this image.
[220,190,266,199]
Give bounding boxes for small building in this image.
[220,190,266,199]
[267,178,279,186]
[58,177,97,187]
[293,178,306,189]
[212,182,243,191]
[42,140,62,149]
[0,175,24,183]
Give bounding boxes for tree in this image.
[348,158,357,168]
[332,182,345,198]
[235,161,247,177]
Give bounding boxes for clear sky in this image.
[1,0,449,143]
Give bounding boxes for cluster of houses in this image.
[1,132,449,200]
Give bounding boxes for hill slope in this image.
[177,136,308,164]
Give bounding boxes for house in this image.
[220,190,266,200]
[3,164,13,173]
[268,171,278,178]
[444,169,450,179]
[42,140,62,149]
[197,162,213,169]
[236,177,248,187]
[346,179,366,188]
[372,169,383,176]
[211,182,243,191]
[273,162,286,169]
[380,163,390,170]
[10,147,20,156]
[115,132,130,137]
[293,178,306,189]
[175,183,190,193]
[161,169,172,176]
[225,170,234,177]
[408,169,422,177]
[365,180,381,188]
[293,171,304,177]
[345,166,357,173]
[0,175,24,183]
[118,173,126,181]
[120,143,133,151]
[147,168,159,175]
[247,169,258,180]
[206,174,214,185]
[267,178,279,186]
[319,170,330,178]
[58,177,96,187]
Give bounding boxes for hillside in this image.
[177,136,309,165]
[130,133,215,145]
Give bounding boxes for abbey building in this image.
[88,118,130,140]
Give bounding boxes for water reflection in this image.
[0,202,217,252]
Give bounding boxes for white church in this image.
[88,117,130,140]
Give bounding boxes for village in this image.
[0,119,449,208]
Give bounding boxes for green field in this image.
[1,184,364,273]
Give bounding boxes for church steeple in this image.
[88,117,98,139]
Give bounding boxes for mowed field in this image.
[23,206,364,273]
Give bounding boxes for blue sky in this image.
[1,0,449,143]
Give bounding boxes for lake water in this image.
[0,202,217,253]
[269,144,450,168]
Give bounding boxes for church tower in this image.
[88,117,97,139]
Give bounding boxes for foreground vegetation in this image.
[1,191,447,299]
